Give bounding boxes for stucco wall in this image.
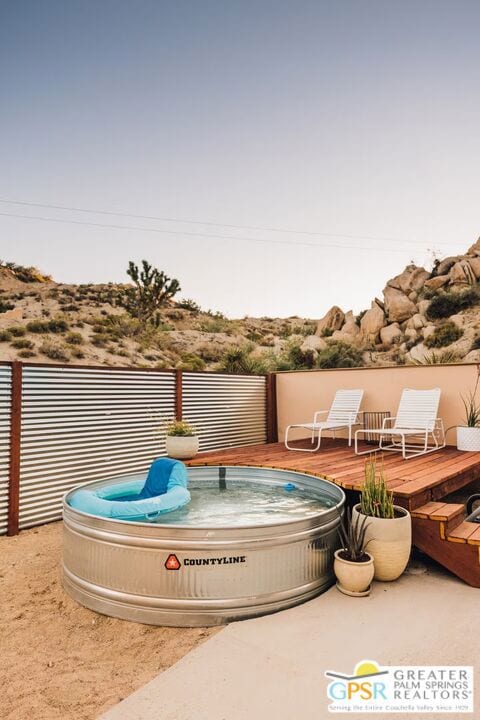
[276,363,480,446]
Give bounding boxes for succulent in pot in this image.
[334,506,374,596]
[457,365,480,451]
[164,418,199,460]
[352,458,411,582]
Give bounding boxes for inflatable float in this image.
[68,457,190,520]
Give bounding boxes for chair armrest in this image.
[313,410,329,423]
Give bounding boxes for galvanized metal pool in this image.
[63,465,345,626]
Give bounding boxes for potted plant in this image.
[164,419,199,460]
[457,366,480,451]
[334,506,374,597]
[352,457,411,582]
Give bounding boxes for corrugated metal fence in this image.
[1,362,270,534]
[0,365,12,535]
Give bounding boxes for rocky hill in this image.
[310,237,480,367]
[1,241,480,372]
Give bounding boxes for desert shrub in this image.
[59,303,79,312]
[321,327,334,338]
[177,353,206,371]
[0,330,12,342]
[426,288,478,320]
[11,338,34,349]
[316,341,363,369]
[195,343,225,363]
[424,321,463,348]
[413,350,461,365]
[47,317,69,333]
[65,332,84,345]
[39,340,69,361]
[176,298,201,313]
[218,348,267,375]
[27,318,69,334]
[199,318,232,333]
[9,326,26,337]
[0,300,15,313]
[17,349,36,358]
[71,348,85,359]
[26,320,50,333]
[285,344,316,370]
[91,333,109,347]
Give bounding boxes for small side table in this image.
[361,411,392,444]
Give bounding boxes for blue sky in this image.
[1,1,479,317]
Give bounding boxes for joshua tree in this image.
[120,260,180,323]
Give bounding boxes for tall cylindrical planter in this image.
[457,427,480,452]
[352,504,411,582]
[165,435,199,460]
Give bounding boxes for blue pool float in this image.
[68,457,191,520]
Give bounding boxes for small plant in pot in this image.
[164,418,199,460]
[457,365,480,451]
[352,457,411,582]
[334,507,374,597]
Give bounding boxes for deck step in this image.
[412,502,480,587]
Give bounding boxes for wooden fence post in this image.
[266,373,278,444]
[175,369,183,421]
[7,361,22,536]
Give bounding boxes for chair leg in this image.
[348,425,352,447]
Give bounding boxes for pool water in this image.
[152,480,336,527]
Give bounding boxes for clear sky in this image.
[1,0,479,318]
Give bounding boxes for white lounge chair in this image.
[354,388,445,460]
[285,389,364,452]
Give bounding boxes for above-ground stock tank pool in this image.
[63,465,345,627]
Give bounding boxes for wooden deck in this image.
[188,439,480,587]
[187,438,480,511]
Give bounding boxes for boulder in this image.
[315,306,345,336]
[386,265,430,294]
[466,238,480,257]
[0,308,22,326]
[467,256,480,279]
[407,342,431,363]
[435,256,461,276]
[422,324,436,340]
[418,299,431,317]
[300,335,327,354]
[360,301,385,341]
[411,313,426,330]
[424,275,449,291]
[341,310,360,337]
[404,328,418,343]
[380,323,402,346]
[383,286,417,322]
[464,349,480,363]
[448,260,476,286]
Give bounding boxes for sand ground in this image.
[0,523,217,720]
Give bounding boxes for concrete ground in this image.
[101,558,479,720]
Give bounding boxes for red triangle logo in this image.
[165,554,181,570]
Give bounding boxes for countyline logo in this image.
[164,554,246,570]
[325,660,474,713]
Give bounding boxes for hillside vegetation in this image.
[2,241,480,373]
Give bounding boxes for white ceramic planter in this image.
[333,550,374,594]
[165,435,199,460]
[457,426,480,452]
[352,504,411,582]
